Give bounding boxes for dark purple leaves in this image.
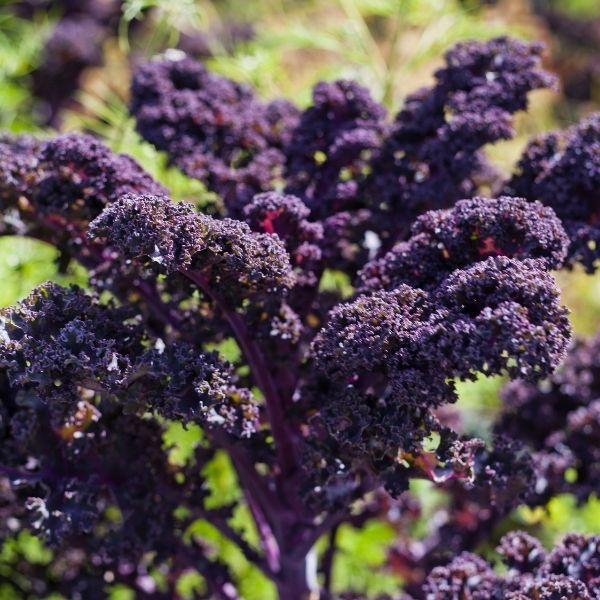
[422,533,600,599]
[505,113,600,272]
[308,197,570,493]
[359,196,568,292]
[89,193,296,304]
[130,54,299,214]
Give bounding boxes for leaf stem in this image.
[321,524,339,596]
[183,269,298,475]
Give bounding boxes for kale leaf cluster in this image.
[0,34,598,600]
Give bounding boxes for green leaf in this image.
[332,520,402,594]
[163,421,204,466]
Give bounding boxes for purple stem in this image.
[210,421,281,516]
[321,524,339,597]
[135,278,186,331]
[245,488,281,574]
[183,269,298,474]
[274,552,315,600]
[212,432,287,571]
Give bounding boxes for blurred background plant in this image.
[0,0,598,598]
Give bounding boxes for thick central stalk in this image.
[183,269,298,472]
[276,549,318,600]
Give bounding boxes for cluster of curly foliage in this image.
[496,333,600,504]
[284,79,388,219]
[0,132,164,232]
[0,281,258,432]
[364,37,555,239]
[0,33,598,600]
[422,532,600,599]
[11,1,259,128]
[306,195,570,505]
[131,55,300,215]
[505,113,600,272]
[89,193,296,304]
[131,37,555,271]
[358,195,569,291]
[242,191,324,290]
[0,132,171,301]
[0,283,259,595]
[11,0,123,125]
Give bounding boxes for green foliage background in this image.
[0,0,598,597]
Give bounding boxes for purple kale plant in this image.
[14,0,124,126]
[12,1,257,128]
[0,34,598,600]
[422,531,600,599]
[384,327,600,597]
[496,333,600,505]
[505,113,600,272]
[130,55,299,216]
[130,37,556,272]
